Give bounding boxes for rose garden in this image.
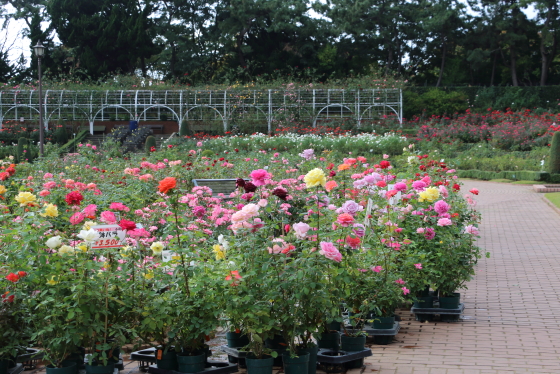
[2,85,560,373]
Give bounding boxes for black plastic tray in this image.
[147,361,238,374]
[410,303,465,315]
[16,348,43,363]
[344,321,400,336]
[219,346,286,359]
[130,349,158,364]
[316,348,371,364]
[8,364,24,374]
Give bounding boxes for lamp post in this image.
[34,41,45,156]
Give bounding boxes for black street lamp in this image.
[34,41,46,156]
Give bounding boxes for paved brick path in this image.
[363,180,560,374]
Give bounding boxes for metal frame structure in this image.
[0,89,402,134]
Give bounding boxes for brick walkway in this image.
[363,180,560,374]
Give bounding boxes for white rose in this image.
[77,228,100,245]
[150,241,165,255]
[46,236,62,249]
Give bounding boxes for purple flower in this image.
[339,200,363,215]
[299,149,314,160]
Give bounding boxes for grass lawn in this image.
[545,192,560,209]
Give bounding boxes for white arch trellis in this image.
[0,89,402,134]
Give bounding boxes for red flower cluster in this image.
[5,271,26,283]
[65,191,84,205]
[119,219,136,231]
[379,160,391,169]
[2,292,14,303]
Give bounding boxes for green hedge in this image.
[404,86,560,118]
[457,169,551,181]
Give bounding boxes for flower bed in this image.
[0,144,482,365]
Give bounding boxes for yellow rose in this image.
[304,168,326,188]
[58,245,75,256]
[213,244,226,260]
[82,221,97,230]
[15,191,37,206]
[0,185,6,194]
[120,246,132,257]
[40,203,59,218]
[418,187,440,202]
[77,243,88,252]
[144,270,154,280]
[46,275,59,285]
[150,242,164,255]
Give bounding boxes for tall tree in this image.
[150,0,218,81]
[532,0,559,85]
[47,0,161,79]
[214,0,322,77]
[418,0,467,86]
[326,0,421,75]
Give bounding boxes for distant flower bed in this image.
[413,109,560,151]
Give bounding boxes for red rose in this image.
[452,184,461,192]
[379,160,391,169]
[272,187,288,201]
[119,219,137,231]
[65,191,84,205]
[1,292,14,303]
[6,273,19,282]
[17,271,27,278]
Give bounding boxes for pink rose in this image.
[100,211,117,224]
[464,225,480,235]
[249,169,272,186]
[83,204,97,218]
[371,266,382,273]
[319,242,342,262]
[69,212,85,225]
[336,213,355,227]
[434,200,450,215]
[437,218,452,227]
[110,202,130,212]
[394,182,407,191]
[293,222,310,239]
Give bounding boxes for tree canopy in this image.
[0,0,559,86]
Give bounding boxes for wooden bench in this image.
[146,125,165,133]
[192,179,248,198]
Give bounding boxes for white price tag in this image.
[90,224,127,249]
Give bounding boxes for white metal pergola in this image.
[0,89,402,133]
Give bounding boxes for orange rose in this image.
[338,164,350,171]
[325,180,338,192]
[158,177,177,194]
